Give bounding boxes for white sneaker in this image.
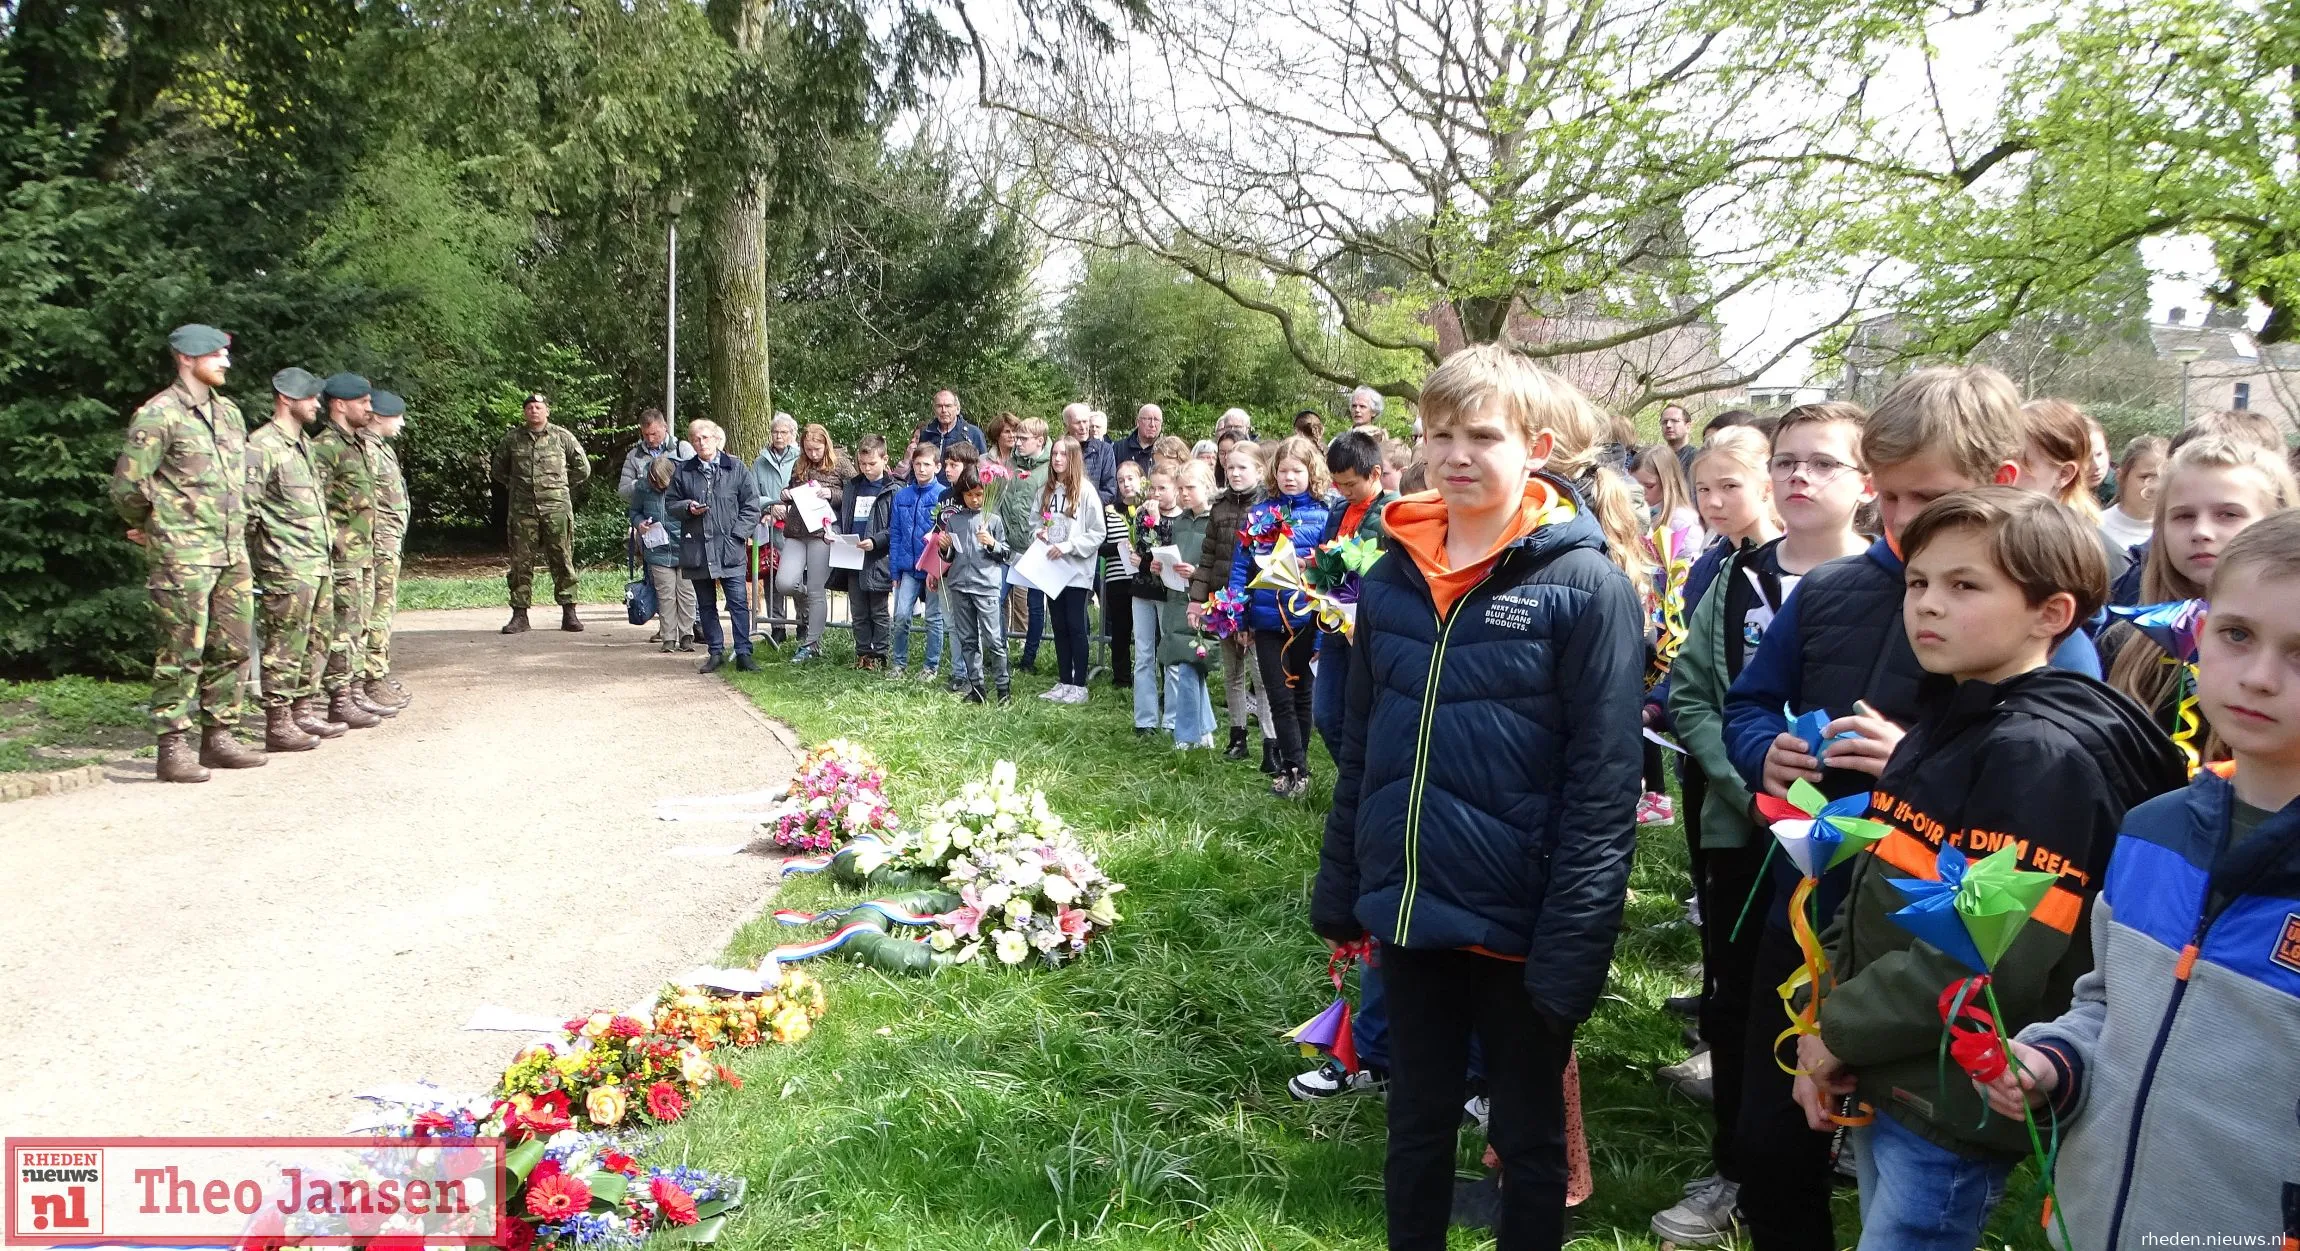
[1060,685,1089,704]
[1288,1060,1388,1100]
[1650,1173,1741,1247]
[1038,685,1063,700]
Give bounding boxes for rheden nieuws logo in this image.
[6,1138,505,1246]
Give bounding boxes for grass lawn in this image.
[398,569,629,612]
[0,675,149,771]
[650,628,2064,1250]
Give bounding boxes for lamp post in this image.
[664,189,690,429]
[2171,343,2205,426]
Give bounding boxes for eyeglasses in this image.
[1769,455,1855,481]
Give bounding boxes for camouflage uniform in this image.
[244,420,333,707]
[491,422,591,607]
[362,432,410,677]
[108,384,253,733]
[309,419,377,692]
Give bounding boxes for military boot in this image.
[156,731,211,783]
[352,686,399,717]
[560,603,585,632]
[198,724,268,769]
[502,607,530,634]
[363,677,409,709]
[293,696,347,738]
[330,687,382,729]
[265,705,320,752]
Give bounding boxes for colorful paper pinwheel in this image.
[2105,598,2206,663]
[1200,589,1248,640]
[1249,536,1358,635]
[1284,941,1368,1073]
[2107,598,2210,776]
[1752,779,1889,1093]
[1754,778,1891,877]
[1786,705,1859,760]
[1884,842,2059,976]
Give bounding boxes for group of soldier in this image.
[109,324,414,784]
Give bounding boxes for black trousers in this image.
[1101,577,1133,686]
[1382,944,1571,1250]
[1732,909,1839,1250]
[1696,837,1768,1184]
[1051,586,1091,687]
[1252,627,1316,774]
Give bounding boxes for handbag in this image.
[624,539,658,626]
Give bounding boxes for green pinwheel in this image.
[1885,843,2061,974]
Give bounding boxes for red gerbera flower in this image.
[608,1016,645,1038]
[519,1091,573,1138]
[599,1150,637,1176]
[644,1081,686,1123]
[522,1170,590,1221]
[649,1178,700,1227]
[411,1110,455,1138]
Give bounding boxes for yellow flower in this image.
[680,1046,716,1086]
[580,1012,613,1039]
[770,1003,813,1044]
[586,1085,628,1127]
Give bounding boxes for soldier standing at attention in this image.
[243,367,340,752]
[109,323,267,782]
[361,389,414,708]
[491,391,591,634]
[310,373,390,728]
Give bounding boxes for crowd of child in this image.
[634,359,2300,1251]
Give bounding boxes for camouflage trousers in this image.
[254,569,324,706]
[507,507,578,608]
[362,545,402,678]
[146,559,253,733]
[314,563,373,692]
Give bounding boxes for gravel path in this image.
[0,606,793,1136]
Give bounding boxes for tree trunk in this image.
[708,179,772,462]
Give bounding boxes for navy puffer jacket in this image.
[887,479,945,580]
[1310,477,1646,1028]
[1224,491,1333,631]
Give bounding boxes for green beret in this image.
[322,372,372,400]
[371,389,406,418]
[271,367,323,400]
[168,324,231,356]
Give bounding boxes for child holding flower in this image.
[1225,434,1333,798]
[1153,462,1218,748]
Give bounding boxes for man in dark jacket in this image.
[666,420,764,673]
[1112,403,1164,477]
[913,389,987,458]
[1063,402,1120,506]
[1311,345,1644,1251]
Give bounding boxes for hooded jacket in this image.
[1817,668,2183,1158]
[997,448,1049,562]
[839,471,899,594]
[1188,483,1258,605]
[1724,535,2105,932]
[1157,509,1213,670]
[1310,475,1645,1027]
[2017,774,2300,1249]
[1225,491,1334,632]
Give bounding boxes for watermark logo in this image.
[6,1138,504,1246]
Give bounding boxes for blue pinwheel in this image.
[1884,843,2060,976]
[2106,598,2206,663]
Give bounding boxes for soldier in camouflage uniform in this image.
[243,366,342,752]
[491,392,591,634]
[309,373,391,729]
[108,324,268,782]
[360,389,413,708]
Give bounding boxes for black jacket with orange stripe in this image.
[1815,666,2183,1158]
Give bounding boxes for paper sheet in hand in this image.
[1151,545,1190,592]
[1013,540,1090,593]
[828,531,867,570]
[1116,538,1140,576]
[790,484,835,532]
[1642,727,1686,755]
[639,522,672,549]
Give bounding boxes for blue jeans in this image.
[1312,633,1348,760]
[1131,598,1166,728]
[1852,1111,2011,1251]
[891,573,944,671]
[1167,662,1216,745]
[692,576,751,657]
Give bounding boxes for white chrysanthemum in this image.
[994,930,1028,964]
[980,881,1013,909]
[991,812,1017,836]
[1041,874,1078,905]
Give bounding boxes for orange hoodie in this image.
[1380,477,1572,619]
